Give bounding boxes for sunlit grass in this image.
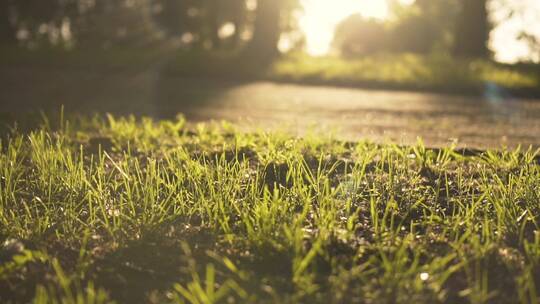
[165,51,540,95]
[1,114,539,303]
[271,53,540,93]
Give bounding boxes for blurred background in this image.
[1,0,540,148]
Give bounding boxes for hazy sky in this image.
[299,0,540,63]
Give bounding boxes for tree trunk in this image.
[206,0,221,49]
[244,0,282,60]
[0,1,16,45]
[453,0,490,58]
[229,0,246,50]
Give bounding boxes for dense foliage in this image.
[0,0,299,56]
[333,0,490,58]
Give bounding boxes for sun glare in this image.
[299,0,540,62]
[299,0,391,56]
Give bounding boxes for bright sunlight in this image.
[299,0,399,56]
[299,0,540,62]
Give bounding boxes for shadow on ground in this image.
[2,63,540,149]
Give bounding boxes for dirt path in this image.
[156,79,540,149]
[2,68,540,149]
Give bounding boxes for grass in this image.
[167,51,540,96]
[3,46,539,97]
[1,114,540,303]
[270,53,540,94]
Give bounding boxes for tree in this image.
[244,0,284,59]
[151,0,250,50]
[151,0,194,37]
[518,32,540,62]
[453,0,491,58]
[1,0,65,46]
[0,1,16,45]
[72,0,161,48]
[333,14,388,57]
[387,0,460,54]
[334,0,463,57]
[226,0,247,48]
